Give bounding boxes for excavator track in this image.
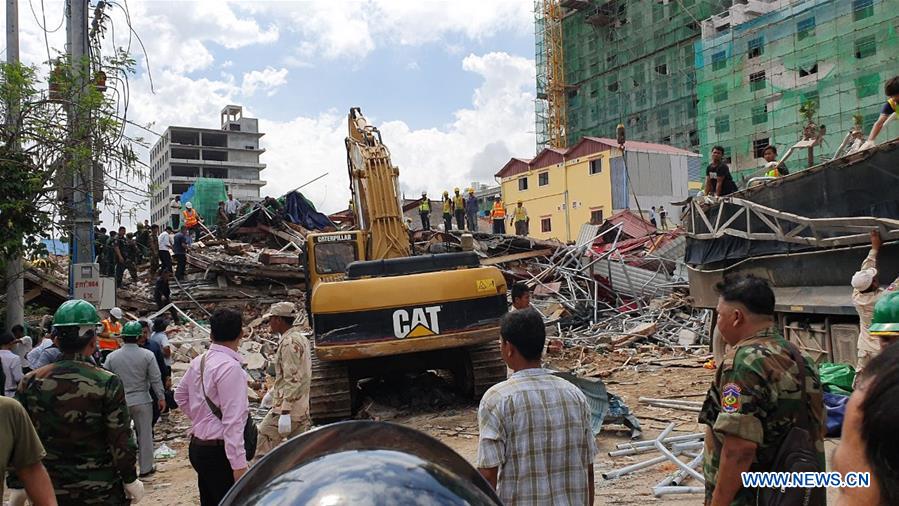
[309,350,354,424]
[465,340,507,399]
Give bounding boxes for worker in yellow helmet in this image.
[452,188,465,231]
[511,200,529,236]
[442,191,454,232]
[419,192,431,230]
[490,196,506,235]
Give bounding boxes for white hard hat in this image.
[185,202,193,209]
[851,268,877,291]
[110,307,124,319]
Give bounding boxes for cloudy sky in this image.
[3,0,537,224]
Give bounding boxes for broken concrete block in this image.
[546,338,564,355]
[678,329,698,346]
[244,352,266,371]
[627,322,657,337]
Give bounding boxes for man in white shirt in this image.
[170,196,182,230]
[0,333,24,397]
[158,225,174,273]
[10,325,32,372]
[224,193,241,222]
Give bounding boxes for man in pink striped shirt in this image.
[175,309,249,505]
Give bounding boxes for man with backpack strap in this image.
[699,275,825,506]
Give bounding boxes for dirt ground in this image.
[142,349,716,505]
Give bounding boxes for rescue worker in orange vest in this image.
[419,192,431,230]
[442,191,454,232]
[452,188,465,231]
[98,306,125,360]
[182,201,202,241]
[511,201,528,236]
[491,196,506,235]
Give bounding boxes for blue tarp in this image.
[554,371,642,438]
[824,392,849,437]
[284,192,335,231]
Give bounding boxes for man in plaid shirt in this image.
[477,309,597,505]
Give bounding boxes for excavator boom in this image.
[346,107,410,260]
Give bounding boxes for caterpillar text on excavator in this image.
[302,108,508,422]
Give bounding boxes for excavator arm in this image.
[346,107,410,260]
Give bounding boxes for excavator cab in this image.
[305,230,366,286]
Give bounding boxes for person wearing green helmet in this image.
[869,290,899,350]
[106,321,165,479]
[14,299,144,505]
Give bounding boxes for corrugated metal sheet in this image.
[593,258,676,298]
[652,233,686,262]
[605,209,656,239]
[610,157,628,208]
[495,157,531,178]
[585,137,700,157]
[687,156,703,182]
[575,223,602,249]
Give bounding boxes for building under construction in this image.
[696,0,899,178]
[535,0,733,152]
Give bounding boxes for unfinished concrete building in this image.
[536,0,733,152]
[696,0,899,179]
[148,106,267,227]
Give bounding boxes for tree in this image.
[1,13,148,326]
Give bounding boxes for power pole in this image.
[67,0,95,281]
[5,0,25,332]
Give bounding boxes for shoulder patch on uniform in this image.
[721,383,741,413]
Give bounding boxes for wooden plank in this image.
[481,248,553,265]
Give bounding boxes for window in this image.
[590,209,604,224]
[607,81,619,92]
[748,37,764,58]
[655,63,669,75]
[749,71,766,91]
[715,115,730,134]
[689,130,700,147]
[753,138,770,158]
[714,84,728,102]
[853,0,873,21]
[855,35,877,59]
[518,177,528,191]
[540,217,552,233]
[712,51,727,71]
[797,17,816,41]
[538,172,549,186]
[589,159,603,175]
[799,62,818,78]
[314,242,358,275]
[856,73,880,99]
[752,104,768,125]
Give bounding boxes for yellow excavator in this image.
[303,108,508,422]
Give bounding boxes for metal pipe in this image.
[652,486,704,497]
[654,427,705,483]
[602,453,675,480]
[615,433,703,450]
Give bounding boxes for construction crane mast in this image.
[535,0,568,149]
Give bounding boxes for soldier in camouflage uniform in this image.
[15,300,144,505]
[698,275,824,506]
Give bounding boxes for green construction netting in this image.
[696,0,899,179]
[181,178,227,226]
[542,1,732,152]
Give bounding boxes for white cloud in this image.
[221,60,234,69]
[287,0,531,60]
[260,52,536,214]
[241,67,289,96]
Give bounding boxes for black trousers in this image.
[419,212,430,230]
[455,210,465,230]
[171,214,180,230]
[443,213,452,232]
[159,250,173,272]
[174,254,186,280]
[188,441,235,506]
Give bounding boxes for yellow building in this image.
[496,137,698,241]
